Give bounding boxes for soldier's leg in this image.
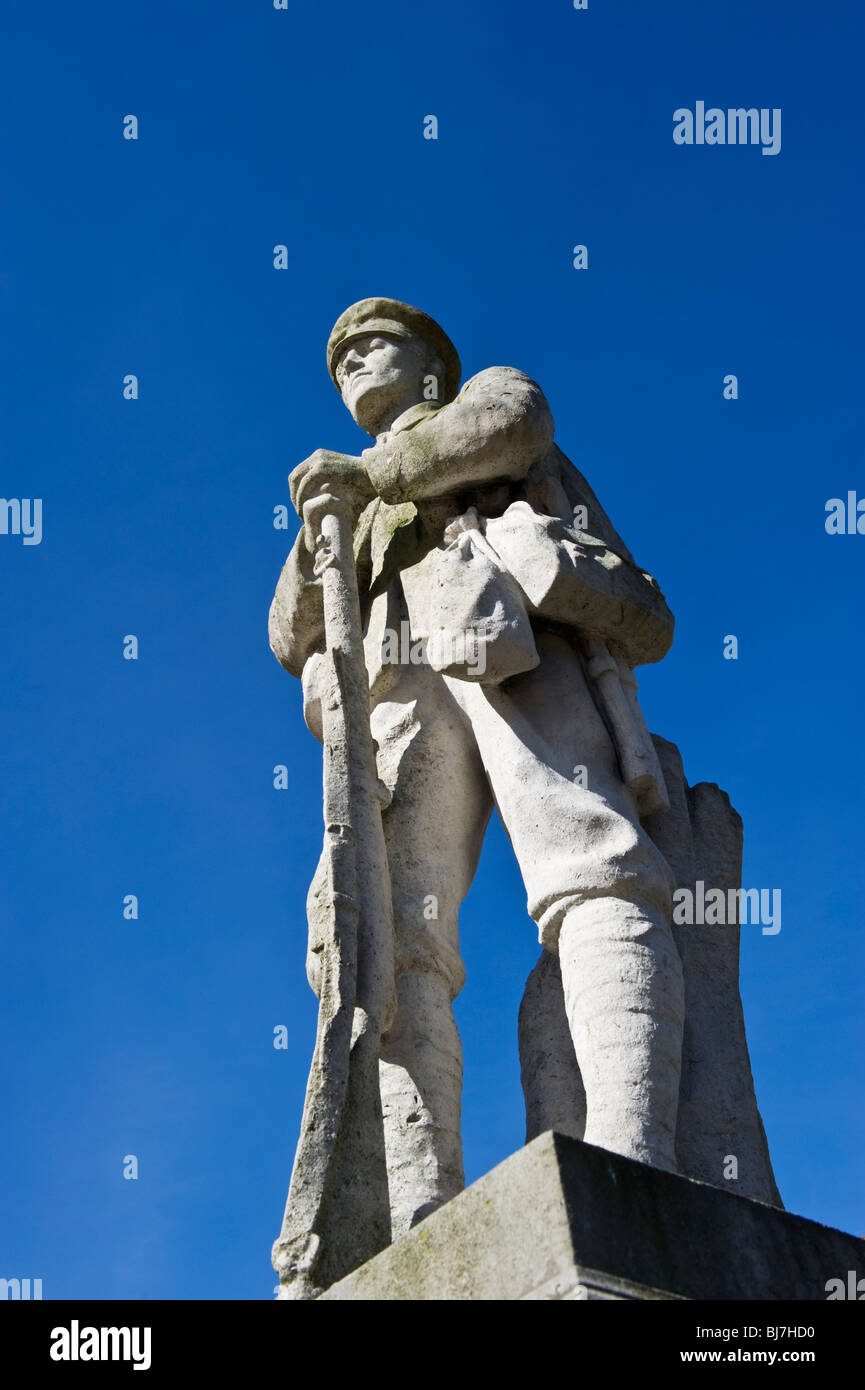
[444,632,684,1172]
[372,665,492,1235]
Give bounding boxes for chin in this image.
[349,384,387,435]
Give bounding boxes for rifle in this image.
[272,491,394,1300]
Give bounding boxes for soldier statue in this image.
[269,297,687,1248]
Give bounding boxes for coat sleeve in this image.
[516,446,675,669]
[268,532,326,679]
[363,367,555,504]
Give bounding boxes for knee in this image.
[540,873,676,957]
[389,898,466,1003]
[382,968,462,1061]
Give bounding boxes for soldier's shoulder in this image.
[458,364,547,397]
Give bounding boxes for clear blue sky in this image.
[1,0,862,1298]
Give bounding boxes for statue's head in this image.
[326,298,461,436]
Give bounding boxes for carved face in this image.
[334,332,438,435]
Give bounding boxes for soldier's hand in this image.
[289,449,375,554]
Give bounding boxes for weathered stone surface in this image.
[322,1132,862,1302]
[520,951,585,1146]
[520,737,781,1206]
[270,297,782,1291]
[676,772,780,1204]
[271,499,396,1300]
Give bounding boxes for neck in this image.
[370,392,425,436]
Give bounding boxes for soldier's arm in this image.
[519,448,675,668]
[560,541,674,669]
[362,367,554,503]
[269,453,376,679]
[268,532,327,679]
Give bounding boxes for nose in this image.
[341,345,366,377]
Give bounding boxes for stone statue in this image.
[269,298,779,1298]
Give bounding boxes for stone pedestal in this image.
[320,1131,863,1301]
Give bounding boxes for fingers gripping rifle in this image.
[272,495,395,1301]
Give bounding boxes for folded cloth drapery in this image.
[482,502,670,817]
[404,507,540,685]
